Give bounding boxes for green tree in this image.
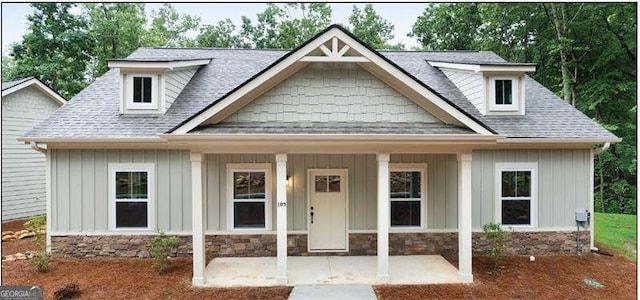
[85,3,146,79]
[2,54,15,80]
[9,3,90,99]
[142,4,200,47]
[410,3,637,214]
[240,3,332,49]
[196,19,246,48]
[409,3,482,50]
[348,4,403,49]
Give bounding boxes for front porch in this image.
[204,255,462,287]
[187,150,476,286]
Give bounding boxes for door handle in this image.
[310,212,314,224]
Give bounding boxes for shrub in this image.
[30,250,50,273]
[149,229,181,273]
[53,283,80,300]
[24,214,46,247]
[482,222,512,271]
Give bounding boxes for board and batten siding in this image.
[472,149,591,228]
[49,149,590,234]
[2,86,61,220]
[441,69,485,114]
[205,153,458,231]
[164,67,198,110]
[50,149,192,233]
[222,62,442,123]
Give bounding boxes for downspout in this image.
[590,142,611,252]
[594,142,610,155]
[30,141,47,153]
[30,142,51,253]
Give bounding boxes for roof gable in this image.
[169,24,495,135]
[1,77,66,106]
[222,62,443,124]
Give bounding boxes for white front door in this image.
[308,169,348,251]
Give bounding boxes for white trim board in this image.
[49,226,588,237]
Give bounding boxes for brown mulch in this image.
[3,258,292,299]
[376,254,637,300]
[2,219,37,256]
[2,219,29,232]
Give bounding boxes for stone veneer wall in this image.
[51,231,590,260]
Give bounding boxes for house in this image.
[20,25,619,286]
[2,77,66,220]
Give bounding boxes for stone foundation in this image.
[51,230,590,259]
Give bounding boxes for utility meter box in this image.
[575,210,590,222]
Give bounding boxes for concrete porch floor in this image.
[204,255,462,287]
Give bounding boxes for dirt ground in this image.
[2,218,636,299]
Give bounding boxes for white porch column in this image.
[275,153,288,284]
[457,152,473,283]
[376,153,390,283]
[190,152,205,286]
[589,149,596,250]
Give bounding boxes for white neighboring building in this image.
[2,77,66,220]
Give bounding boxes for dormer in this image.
[428,61,536,115]
[107,58,210,114]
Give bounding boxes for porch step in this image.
[288,285,376,300]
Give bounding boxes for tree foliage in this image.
[348,4,403,50]
[85,3,146,79]
[8,3,91,99]
[142,3,200,48]
[240,3,332,49]
[197,19,246,48]
[411,3,637,214]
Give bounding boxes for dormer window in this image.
[127,74,158,110]
[489,77,518,111]
[133,77,152,104]
[108,58,211,115]
[427,61,535,116]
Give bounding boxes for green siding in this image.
[50,149,192,233]
[471,149,591,228]
[50,149,590,233]
[204,153,457,231]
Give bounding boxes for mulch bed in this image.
[3,219,29,232]
[3,258,292,299]
[376,254,637,299]
[2,219,38,256]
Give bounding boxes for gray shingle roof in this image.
[23,46,617,141]
[2,77,32,91]
[191,122,475,135]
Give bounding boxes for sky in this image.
[1,3,428,55]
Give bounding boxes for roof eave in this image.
[107,59,211,70]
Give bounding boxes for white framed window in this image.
[226,163,271,230]
[127,73,158,109]
[488,77,519,111]
[108,163,155,231]
[495,162,537,227]
[389,164,427,228]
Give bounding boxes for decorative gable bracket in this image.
[300,37,369,63]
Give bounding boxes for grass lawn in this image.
[595,212,637,261]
